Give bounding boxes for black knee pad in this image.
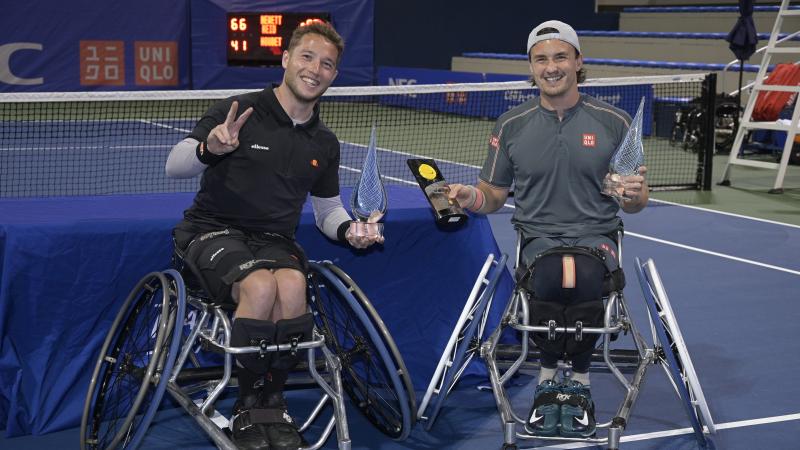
[231,318,276,375]
[563,301,604,354]
[529,300,605,357]
[522,247,609,357]
[529,300,567,356]
[272,313,314,371]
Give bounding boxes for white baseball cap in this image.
[527,20,580,54]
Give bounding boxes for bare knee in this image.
[235,269,278,319]
[273,269,307,320]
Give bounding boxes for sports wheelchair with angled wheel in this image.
[419,233,715,450]
[79,245,415,450]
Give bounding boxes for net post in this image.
[700,73,717,191]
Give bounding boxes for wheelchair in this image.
[79,245,416,450]
[418,233,715,450]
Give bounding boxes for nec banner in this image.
[378,67,654,135]
[1,0,190,92]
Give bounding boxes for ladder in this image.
[720,0,800,194]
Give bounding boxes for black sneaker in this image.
[524,379,561,436]
[259,391,307,450]
[230,395,271,450]
[558,379,596,438]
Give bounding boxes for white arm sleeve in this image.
[165,137,207,178]
[311,195,352,241]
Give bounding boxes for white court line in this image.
[628,231,800,276]
[649,198,800,230]
[138,119,191,134]
[498,202,799,276]
[339,164,414,185]
[539,412,800,449]
[1,145,173,150]
[341,140,482,170]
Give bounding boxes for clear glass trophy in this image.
[349,124,387,238]
[602,96,646,204]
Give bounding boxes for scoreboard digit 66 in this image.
[227,12,331,66]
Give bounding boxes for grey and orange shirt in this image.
[479,93,631,239]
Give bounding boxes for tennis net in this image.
[0,73,715,197]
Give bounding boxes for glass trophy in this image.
[407,158,468,227]
[602,96,646,204]
[349,125,387,238]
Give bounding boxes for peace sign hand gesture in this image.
[206,101,254,155]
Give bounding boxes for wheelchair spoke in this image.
[635,257,715,443]
[307,263,413,440]
[82,271,184,450]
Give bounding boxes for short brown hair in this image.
[287,21,345,65]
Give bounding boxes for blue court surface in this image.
[2,197,798,449]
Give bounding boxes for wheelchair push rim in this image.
[634,257,715,444]
[80,270,185,450]
[324,262,417,421]
[307,261,414,441]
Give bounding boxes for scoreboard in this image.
[227,12,331,66]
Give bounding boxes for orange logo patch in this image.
[599,243,617,260]
[311,159,318,167]
[582,133,596,147]
[489,134,500,150]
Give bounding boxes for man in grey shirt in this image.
[447,20,648,439]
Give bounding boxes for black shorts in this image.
[174,226,307,303]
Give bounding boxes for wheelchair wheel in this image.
[80,270,186,450]
[418,253,507,430]
[307,261,414,441]
[634,258,715,444]
[323,262,417,419]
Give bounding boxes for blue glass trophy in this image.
[602,96,646,203]
[350,125,387,237]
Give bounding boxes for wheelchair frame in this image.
[80,256,415,450]
[420,234,715,450]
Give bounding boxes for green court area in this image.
[652,154,800,225]
[323,101,706,190]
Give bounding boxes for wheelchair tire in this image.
[307,261,414,441]
[323,262,417,420]
[418,253,507,431]
[80,270,186,450]
[634,258,715,445]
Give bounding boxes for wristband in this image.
[196,140,227,165]
[462,185,478,209]
[337,220,351,242]
[471,187,485,212]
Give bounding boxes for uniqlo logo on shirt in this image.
[489,134,500,150]
[582,133,596,147]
